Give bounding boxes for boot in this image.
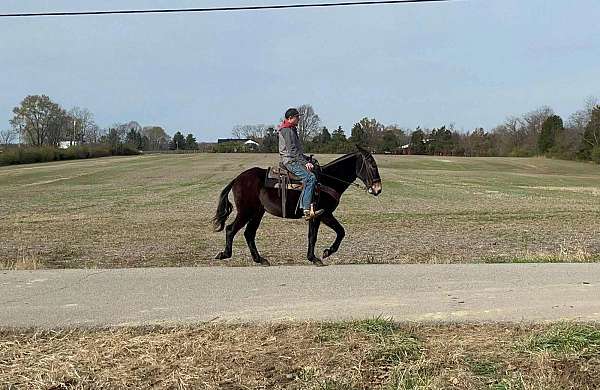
[303,203,324,221]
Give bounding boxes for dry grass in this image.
[1,154,599,269]
[2,320,600,389]
[0,247,42,270]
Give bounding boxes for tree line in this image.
[3,95,600,165]
[0,95,202,165]
[230,99,600,163]
[2,95,198,152]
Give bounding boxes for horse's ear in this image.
[355,144,368,154]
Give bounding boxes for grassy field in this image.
[2,320,600,389]
[1,153,599,269]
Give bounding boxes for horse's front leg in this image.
[320,214,345,259]
[307,219,325,266]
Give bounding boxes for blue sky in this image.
[1,0,599,141]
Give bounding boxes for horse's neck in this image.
[320,153,358,193]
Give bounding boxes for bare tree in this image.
[568,96,598,132]
[142,126,170,150]
[0,129,16,145]
[297,104,321,144]
[231,124,270,140]
[521,106,554,151]
[493,116,524,155]
[85,123,101,144]
[68,107,97,145]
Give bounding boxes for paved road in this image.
[1,264,599,327]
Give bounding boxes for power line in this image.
[0,0,457,18]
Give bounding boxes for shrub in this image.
[0,144,139,166]
[591,146,600,164]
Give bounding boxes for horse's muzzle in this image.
[369,181,382,196]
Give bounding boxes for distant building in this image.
[243,139,259,150]
[59,141,79,149]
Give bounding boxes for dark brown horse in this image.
[212,145,382,266]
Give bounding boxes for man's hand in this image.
[305,162,314,171]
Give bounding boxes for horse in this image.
[212,145,382,266]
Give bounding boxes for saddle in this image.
[264,160,340,218]
[266,163,304,190]
[265,163,304,218]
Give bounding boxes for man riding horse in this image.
[278,107,324,221]
[212,110,382,266]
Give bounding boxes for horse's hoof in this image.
[258,258,271,267]
[323,249,332,259]
[215,252,231,260]
[312,259,326,267]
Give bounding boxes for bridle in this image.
[318,152,379,193]
[357,152,380,191]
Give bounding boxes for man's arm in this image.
[281,128,309,165]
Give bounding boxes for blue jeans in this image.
[285,161,316,210]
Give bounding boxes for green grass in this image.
[1,153,599,268]
[523,323,600,356]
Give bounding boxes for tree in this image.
[350,117,383,148]
[297,104,321,144]
[0,129,16,145]
[126,128,144,150]
[580,106,600,161]
[380,130,399,152]
[565,96,598,156]
[170,131,186,150]
[68,107,96,145]
[332,126,347,143]
[384,125,408,147]
[261,127,278,152]
[538,115,563,154]
[521,106,554,153]
[493,116,527,156]
[10,95,69,147]
[185,133,198,150]
[142,126,170,150]
[568,96,598,133]
[409,129,427,154]
[85,124,101,144]
[104,127,122,150]
[330,126,351,153]
[318,127,331,144]
[464,128,494,157]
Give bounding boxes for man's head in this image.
[285,108,301,126]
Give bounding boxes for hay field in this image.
[1,153,599,269]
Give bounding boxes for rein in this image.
[318,152,377,193]
[318,171,365,190]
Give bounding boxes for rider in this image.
[278,107,324,221]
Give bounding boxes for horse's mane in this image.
[321,151,360,169]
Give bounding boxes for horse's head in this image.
[355,145,382,196]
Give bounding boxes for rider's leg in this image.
[286,161,324,220]
[301,171,317,210]
[285,162,312,211]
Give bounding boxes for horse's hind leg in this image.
[244,208,269,266]
[215,212,250,260]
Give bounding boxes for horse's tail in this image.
[212,179,235,232]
